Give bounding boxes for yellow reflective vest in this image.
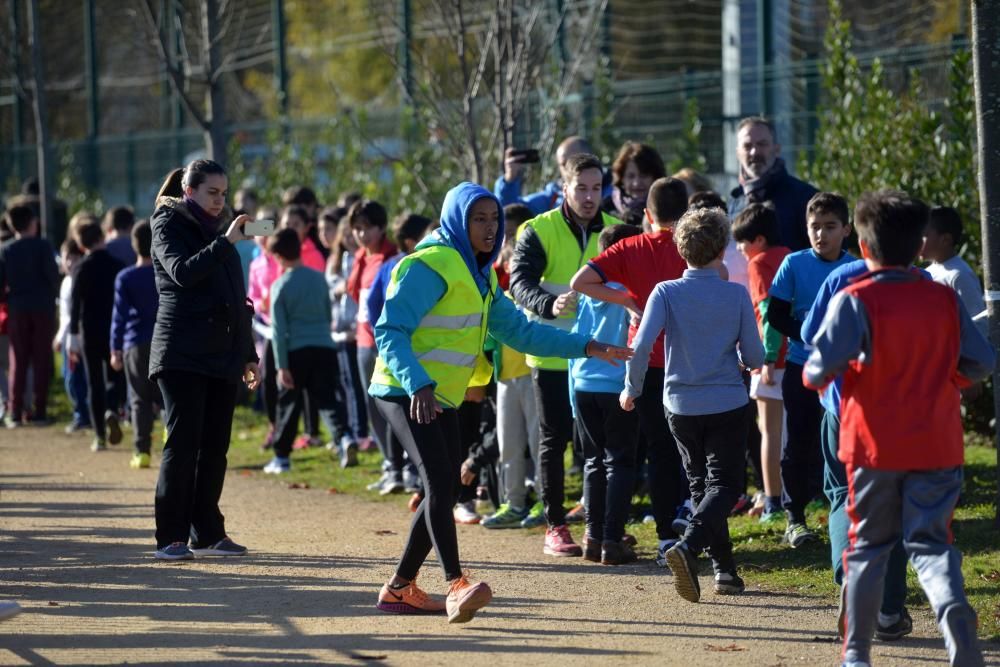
[517,207,617,370]
[371,244,496,409]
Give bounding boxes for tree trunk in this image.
[202,0,227,165]
[970,0,1000,529]
[27,0,52,238]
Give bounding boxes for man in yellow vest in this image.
[509,153,619,557]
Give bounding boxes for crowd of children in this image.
[0,114,994,663]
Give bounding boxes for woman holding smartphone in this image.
[149,159,260,561]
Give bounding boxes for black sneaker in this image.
[601,540,637,566]
[876,607,913,641]
[191,537,247,557]
[339,441,359,469]
[664,542,701,603]
[105,410,123,445]
[713,571,745,595]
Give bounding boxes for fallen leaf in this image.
[704,644,745,652]
[979,570,999,582]
[48,601,59,606]
[327,488,341,494]
[287,482,310,490]
[634,585,645,591]
[374,530,396,536]
[239,470,253,477]
[349,655,387,661]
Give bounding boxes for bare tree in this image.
[26,0,50,234]
[137,0,249,164]
[374,0,608,184]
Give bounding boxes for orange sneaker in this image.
[446,575,492,623]
[376,577,446,615]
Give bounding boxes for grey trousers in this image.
[843,465,982,667]
[497,374,540,509]
[124,343,161,455]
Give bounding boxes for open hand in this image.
[410,385,442,424]
[586,340,634,366]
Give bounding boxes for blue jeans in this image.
[821,410,906,615]
[62,344,90,426]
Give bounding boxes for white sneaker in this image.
[263,457,290,474]
[0,600,22,621]
[453,501,481,525]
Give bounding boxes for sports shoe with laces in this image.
[664,542,701,603]
[714,571,745,595]
[379,473,405,496]
[446,575,492,623]
[339,440,358,469]
[263,457,290,474]
[403,468,422,493]
[520,501,545,528]
[543,525,582,557]
[129,453,151,469]
[601,540,637,565]
[730,493,753,516]
[191,537,247,557]
[582,532,602,562]
[875,607,913,641]
[784,522,819,548]
[481,503,528,529]
[367,471,390,492]
[154,542,194,561]
[453,501,481,524]
[90,438,107,452]
[105,410,123,445]
[565,502,586,524]
[376,576,446,614]
[64,420,91,434]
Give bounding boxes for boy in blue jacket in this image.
[570,223,642,565]
[369,182,631,624]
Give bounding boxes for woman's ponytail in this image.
[156,168,185,201]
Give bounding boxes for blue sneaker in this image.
[520,501,545,528]
[154,542,194,561]
[482,503,529,529]
[191,537,248,557]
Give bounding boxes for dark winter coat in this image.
[728,163,818,252]
[148,196,257,382]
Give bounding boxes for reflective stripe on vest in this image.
[519,208,618,370]
[370,244,496,408]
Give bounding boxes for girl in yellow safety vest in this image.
[368,182,631,623]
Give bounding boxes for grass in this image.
[46,374,1000,642]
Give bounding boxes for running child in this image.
[766,192,853,547]
[370,182,631,623]
[732,203,789,524]
[803,190,993,667]
[622,206,764,602]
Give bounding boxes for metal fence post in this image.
[273,0,289,116]
[83,0,99,190]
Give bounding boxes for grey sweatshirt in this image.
[626,267,765,416]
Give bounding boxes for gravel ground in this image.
[1,428,997,666]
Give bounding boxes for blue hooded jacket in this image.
[370,182,592,400]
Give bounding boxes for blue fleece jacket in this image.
[569,285,629,394]
[366,253,403,327]
[371,182,592,400]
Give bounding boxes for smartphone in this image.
[508,148,540,164]
[243,219,276,236]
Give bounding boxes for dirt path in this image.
[1,428,996,666]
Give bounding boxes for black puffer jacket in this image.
[148,196,257,382]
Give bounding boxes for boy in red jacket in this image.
[803,190,993,667]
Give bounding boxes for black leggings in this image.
[376,396,462,582]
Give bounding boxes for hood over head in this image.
[418,182,504,294]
